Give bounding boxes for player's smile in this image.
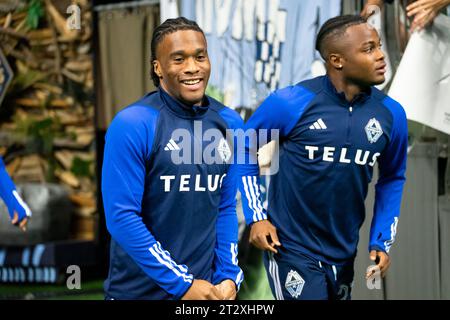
[180,77,204,91]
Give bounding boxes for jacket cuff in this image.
[369,244,388,254]
[173,279,194,300]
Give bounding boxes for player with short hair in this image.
[102,17,243,300]
[240,15,408,300]
[0,156,31,231]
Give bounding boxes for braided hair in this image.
[315,15,367,60]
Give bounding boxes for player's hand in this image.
[11,211,28,232]
[181,279,225,300]
[214,279,237,300]
[249,220,281,254]
[367,250,391,278]
[361,0,385,18]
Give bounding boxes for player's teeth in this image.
[184,80,200,85]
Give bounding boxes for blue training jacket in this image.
[102,87,243,300]
[240,75,408,264]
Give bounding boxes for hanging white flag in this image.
[160,0,179,23]
[389,14,450,135]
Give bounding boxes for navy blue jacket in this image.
[240,75,408,264]
[102,88,243,299]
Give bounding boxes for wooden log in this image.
[65,126,94,135]
[46,7,63,85]
[55,169,80,188]
[79,176,95,193]
[49,96,74,108]
[71,215,95,240]
[77,42,90,55]
[33,82,63,95]
[3,13,12,29]
[0,12,27,26]
[55,110,86,126]
[45,0,79,42]
[55,150,73,170]
[61,68,84,83]
[28,28,53,40]
[13,167,45,182]
[35,89,50,102]
[69,192,96,208]
[14,97,42,108]
[13,155,46,182]
[76,133,94,147]
[0,26,27,39]
[29,38,54,46]
[65,60,92,72]
[53,134,94,149]
[74,206,96,218]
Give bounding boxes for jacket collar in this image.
[159,87,210,118]
[323,75,372,106]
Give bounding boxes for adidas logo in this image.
[309,118,327,130]
[164,139,180,151]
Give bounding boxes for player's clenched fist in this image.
[249,220,281,254]
[215,279,237,300]
[182,279,225,300]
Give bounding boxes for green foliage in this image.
[9,66,47,95]
[26,0,44,30]
[71,156,93,178]
[14,116,60,156]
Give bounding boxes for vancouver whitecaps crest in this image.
[365,118,383,144]
[285,270,305,298]
[217,138,231,162]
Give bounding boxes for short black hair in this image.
[315,15,367,60]
[150,17,205,87]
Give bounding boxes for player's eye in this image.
[173,57,184,62]
[197,55,205,60]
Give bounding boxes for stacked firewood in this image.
[0,0,96,241]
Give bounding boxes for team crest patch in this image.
[285,270,305,298]
[365,118,383,144]
[218,138,231,162]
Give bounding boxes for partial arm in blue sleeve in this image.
[0,156,32,223]
[239,86,315,225]
[102,107,193,299]
[369,99,408,253]
[212,109,244,290]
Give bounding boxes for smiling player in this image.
[102,17,243,300]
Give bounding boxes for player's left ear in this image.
[153,60,163,78]
[329,53,344,70]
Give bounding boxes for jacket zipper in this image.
[345,104,353,145]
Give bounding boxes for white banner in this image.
[160,0,179,23]
[389,14,450,135]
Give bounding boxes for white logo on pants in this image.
[285,270,305,298]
